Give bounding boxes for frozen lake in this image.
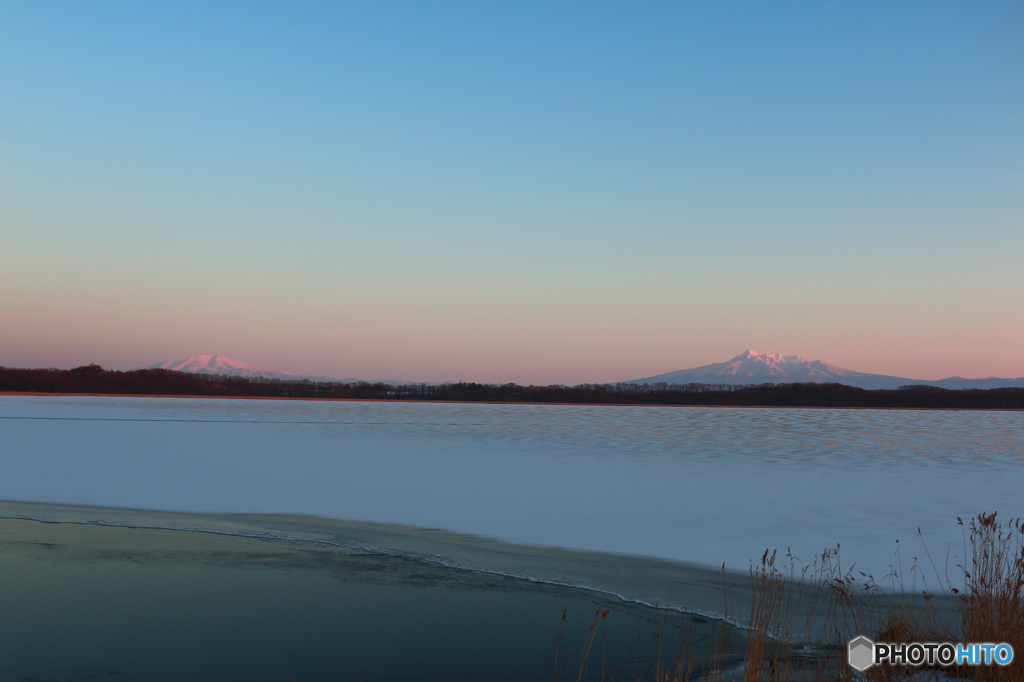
[2,395,1022,587]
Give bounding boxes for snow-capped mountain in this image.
[137,355,339,382]
[626,350,1024,390]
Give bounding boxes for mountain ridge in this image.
[625,350,1024,390]
[135,352,1024,391]
[135,355,405,385]
[136,355,342,383]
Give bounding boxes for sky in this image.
[2,1,1022,384]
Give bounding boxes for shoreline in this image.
[0,500,961,640]
[1,513,690,620]
[4,508,752,681]
[3,391,1020,411]
[0,499,745,623]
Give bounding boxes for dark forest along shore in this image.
[4,363,1024,408]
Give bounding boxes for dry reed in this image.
[955,513,1024,682]
[555,512,1024,682]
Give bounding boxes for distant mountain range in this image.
[137,355,342,383]
[136,355,404,385]
[626,350,1024,390]
[138,352,1024,391]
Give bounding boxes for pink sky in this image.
[3,3,1022,384]
[3,288,1022,384]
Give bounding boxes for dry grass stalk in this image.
[555,512,1024,682]
[956,512,1024,682]
[554,606,611,682]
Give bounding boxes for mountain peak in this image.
[135,356,371,384]
[141,355,290,377]
[628,351,894,388]
[136,355,313,380]
[627,352,1024,390]
[729,350,810,368]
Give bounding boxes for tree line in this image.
[2,364,1023,409]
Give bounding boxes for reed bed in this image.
[556,512,1024,682]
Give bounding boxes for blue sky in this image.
[2,2,1023,382]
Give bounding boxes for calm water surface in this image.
[2,533,700,682]
[2,395,1022,582]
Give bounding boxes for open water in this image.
[3,395,1021,584]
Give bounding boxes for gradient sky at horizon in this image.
[2,2,1023,384]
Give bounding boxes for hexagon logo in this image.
[848,635,875,671]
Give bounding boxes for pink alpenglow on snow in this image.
[626,351,1024,391]
[141,355,287,378]
[138,356,339,383]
